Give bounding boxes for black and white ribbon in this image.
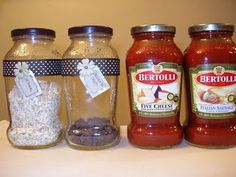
[3,59,61,77]
[62,58,120,76]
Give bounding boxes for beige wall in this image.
[0,0,235,125]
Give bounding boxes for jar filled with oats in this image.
[63,25,120,150]
[3,28,63,149]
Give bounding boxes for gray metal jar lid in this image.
[131,24,176,35]
[189,23,234,35]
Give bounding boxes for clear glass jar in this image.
[126,24,183,149]
[3,28,63,149]
[184,23,236,148]
[62,25,120,150]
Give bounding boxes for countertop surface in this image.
[0,120,236,177]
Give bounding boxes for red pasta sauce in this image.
[126,25,183,148]
[184,23,236,147]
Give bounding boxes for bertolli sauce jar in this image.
[62,25,120,150]
[126,24,183,149]
[184,23,236,148]
[3,28,63,149]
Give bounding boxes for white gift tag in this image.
[15,71,42,99]
[79,66,110,98]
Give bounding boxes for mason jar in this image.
[3,28,63,149]
[184,23,236,148]
[62,25,120,150]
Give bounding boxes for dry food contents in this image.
[3,28,63,149]
[63,25,120,150]
[184,23,236,148]
[126,24,183,148]
[67,117,119,146]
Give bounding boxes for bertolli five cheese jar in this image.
[3,28,63,149]
[126,24,183,149]
[62,25,120,150]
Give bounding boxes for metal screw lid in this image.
[68,25,113,36]
[131,24,176,35]
[11,28,56,38]
[189,23,234,35]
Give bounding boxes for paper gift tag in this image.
[79,66,110,98]
[77,59,110,98]
[15,70,42,99]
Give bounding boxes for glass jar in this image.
[3,28,63,149]
[62,25,120,150]
[184,23,236,148]
[126,24,183,149]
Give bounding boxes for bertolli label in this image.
[190,64,236,119]
[129,62,182,117]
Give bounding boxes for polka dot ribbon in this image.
[62,58,120,76]
[3,59,61,77]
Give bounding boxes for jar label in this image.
[77,59,110,98]
[14,62,42,99]
[129,62,182,117]
[190,64,236,118]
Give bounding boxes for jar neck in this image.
[12,35,55,44]
[132,32,175,41]
[70,33,112,43]
[190,31,233,40]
